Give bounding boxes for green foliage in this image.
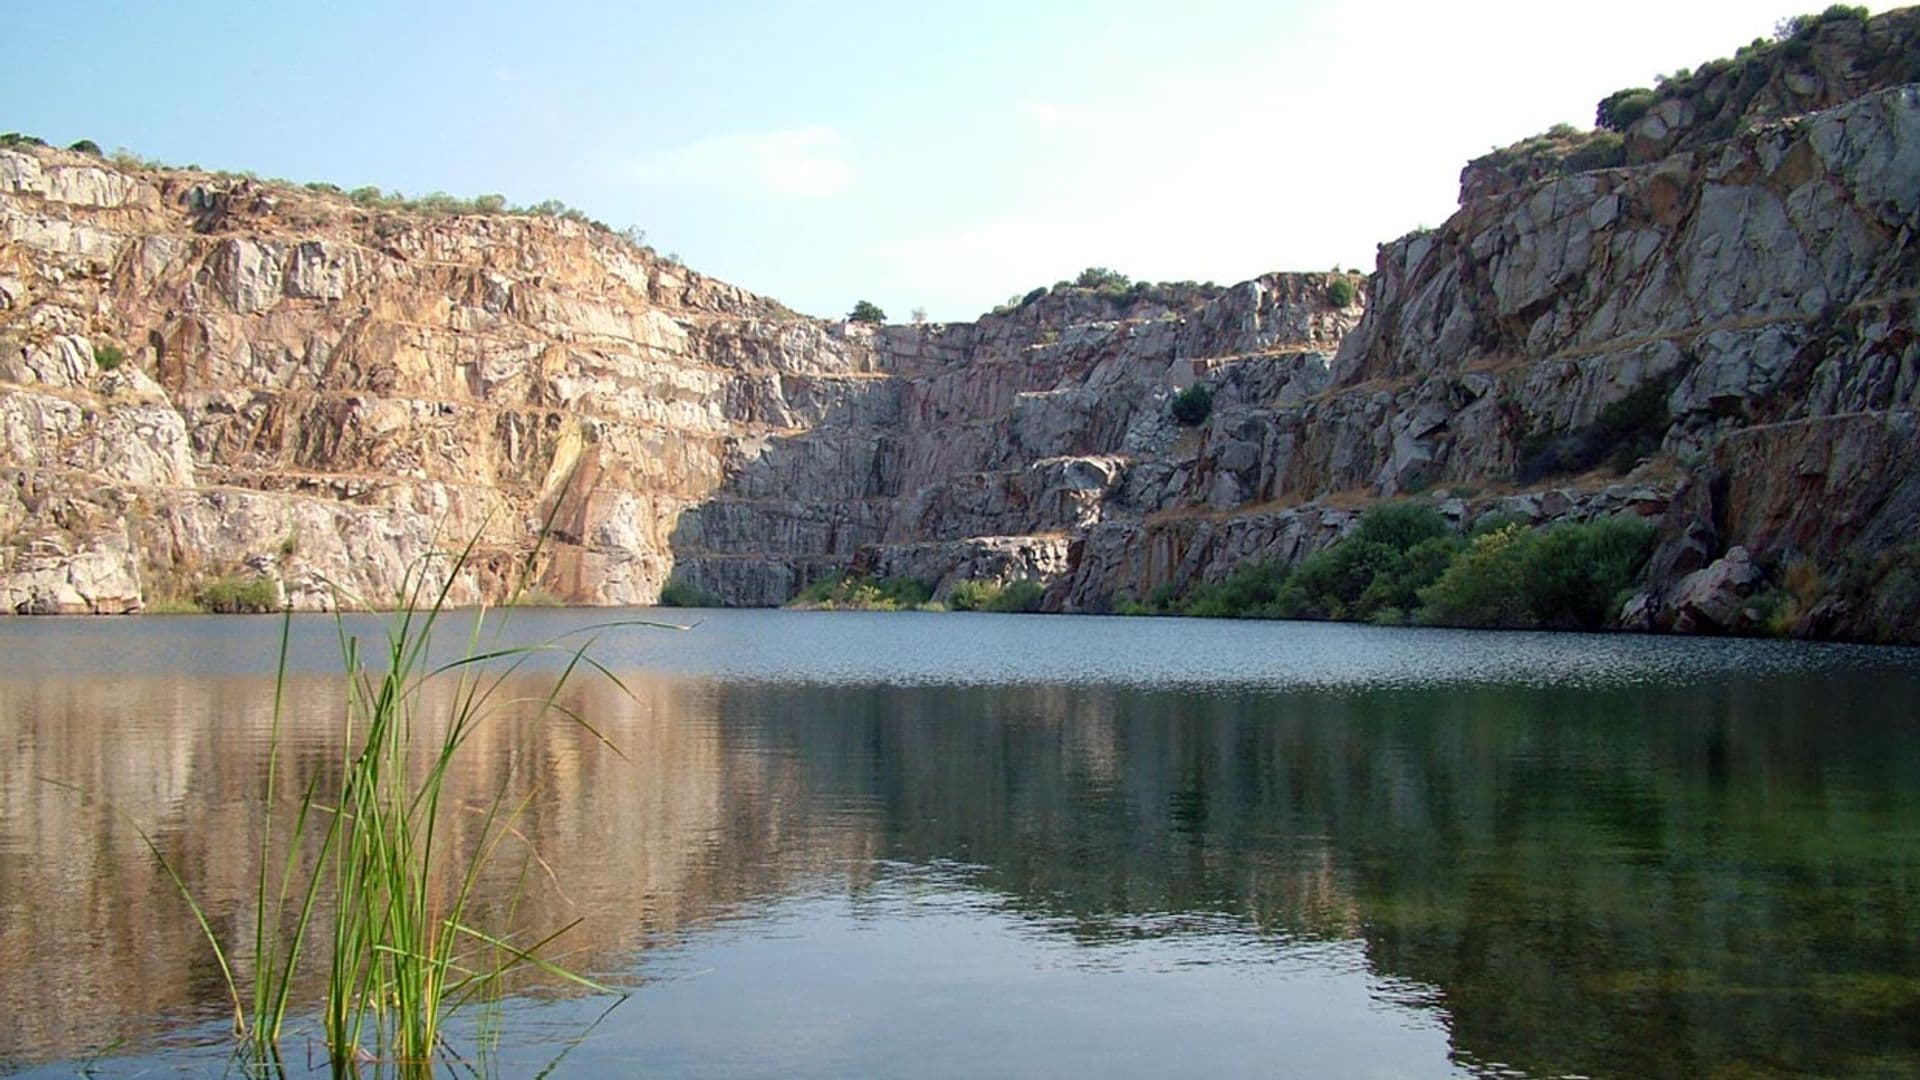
[1419,516,1655,630]
[1353,502,1452,550]
[1597,88,1657,131]
[0,132,48,148]
[1170,383,1214,426]
[1359,536,1466,620]
[1565,131,1626,172]
[1183,561,1288,618]
[196,575,280,614]
[328,184,609,227]
[1182,503,1459,623]
[947,578,1046,613]
[657,578,717,607]
[1273,504,1460,621]
[1475,123,1637,186]
[92,342,126,372]
[1167,506,1654,631]
[1521,517,1658,629]
[114,539,635,1070]
[1273,540,1403,620]
[1074,266,1131,292]
[793,574,934,610]
[1418,525,1538,628]
[68,139,102,156]
[848,300,887,324]
[1777,5,1869,40]
[1022,285,1049,305]
[1114,583,1182,616]
[1327,277,1357,308]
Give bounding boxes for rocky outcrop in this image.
[3,10,1919,640]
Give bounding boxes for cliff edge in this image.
[3,6,1918,640]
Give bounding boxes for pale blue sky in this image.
[3,1,1852,320]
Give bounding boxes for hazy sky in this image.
[3,1,1868,321]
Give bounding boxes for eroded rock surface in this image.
[4,26,1919,639]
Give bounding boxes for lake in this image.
[2,610,1918,1077]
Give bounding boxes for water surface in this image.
[2,610,1917,1077]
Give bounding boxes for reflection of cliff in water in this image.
[0,672,882,1064]
[717,676,1920,1078]
[6,665,1919,1075]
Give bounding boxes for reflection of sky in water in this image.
[9,867,1465,1079]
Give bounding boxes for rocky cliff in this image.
[3,7,1918,640]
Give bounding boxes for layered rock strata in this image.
[3,11,1918,640]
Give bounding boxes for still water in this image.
[2,610,1918,1077]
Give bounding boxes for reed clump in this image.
[104,537,652,1074]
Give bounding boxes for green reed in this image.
[79,531,665,1074]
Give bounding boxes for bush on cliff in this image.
[197,575,280,614]
[1183,560,1290,619]
[1597,88,1657,131]
[1275,504,1460,622]
[848,300,887,324]
[1418,516,1655,630]
[792,574,932,610]
[1170,383,1214,426]
[1182,503,1460,623]
[1162,508,1654,630]
[1417,525,1537,628]
[947,578,1046,613]
[1074,267,1131,293]
[1327,278,1357,308]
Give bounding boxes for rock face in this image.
[3,10,1919,640]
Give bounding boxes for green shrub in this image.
[1273,540,1402,619]
[93,342,126,371]
[0,132,48,148]
[1353,502,1451,550]
[197,575,280,614]
[1170,383,1214,426]
[984,579,1045,612]
[1419,516,1654,630]
[1183,503,1459,622]
[1183,561,1289,618]
[1596,88,1656,131]
[1074,267,1130,292]
[1357,535,1466,619]
[947,578,1045,613]
[848,300,887,324]
[1327,278,1357,307]
[1022,286,1049,305]
[1418,524,1539,628]
[1777,5,1868,39]
[792,574,933,610]
[1565,131,1626,171]
[68,139,102,156]
[1277,504,1460,621]
[657,578,717,607]
[1520,516,1656,629]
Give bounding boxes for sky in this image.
[2,1,1877,322]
